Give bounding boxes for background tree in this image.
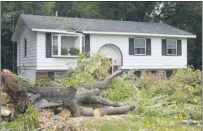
[1,1,202,71]
[1,2,55,72]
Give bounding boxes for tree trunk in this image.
[1,69,135,118]
[94,103,135,117]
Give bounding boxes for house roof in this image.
[12,14,196,41]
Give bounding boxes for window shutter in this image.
[177,40,182,56]
[162,39,167,55]
[85,34,90,52]
[129,38,134,55]
[82,36,85,53]
[146,39,151,55]
[46,33,52,58]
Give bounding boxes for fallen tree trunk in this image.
[93,103,135,117]
[1,69,135,118]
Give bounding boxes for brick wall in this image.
[36,72,48,81]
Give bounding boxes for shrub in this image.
[135,71,166,90]
[35,79,52,87]
[15,75,32,85]
[2,106,39,131]
[102,77,137,102]
[135,67,202,96]
[59,52,111,87]
[170,66,202,87]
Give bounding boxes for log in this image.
[93,103,135,117]
[80,107,94,116]
[180,120,202,125]
[83,96,124,107]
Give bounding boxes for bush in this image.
[170,66,202,87]
[2,106,39,131]
[59,52,111,87]
[135,71,166,90]
[102,77,137,102]
[35,79,52,87]
[136,67,202,96]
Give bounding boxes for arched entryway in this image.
[100,44,123,73]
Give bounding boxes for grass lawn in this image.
[67,90,201,131]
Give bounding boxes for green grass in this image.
[71,85,201,131]
[80,115,201,131]
[66,89,201,131]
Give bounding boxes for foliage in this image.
[15,74,32,85]
[69,48,80,55]
[102,76,137,102]
[16,74,52,87]
[134,67,202,122]
[2,106,39,131]
[59,52,111,87]
[1,2,55,72]
[136,67,202,96]
[135,70,166,90]
[61,47,68,55]
[2,2,201,73]
[35,79,52,87]
[170,66,202,87]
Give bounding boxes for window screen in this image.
[53,36,58,55]
[134,39,146,55]
[167,39,177,55]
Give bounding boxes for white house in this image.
[11,14,196,82]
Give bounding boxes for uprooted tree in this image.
[1,69,135,118]
[1,53,135,119]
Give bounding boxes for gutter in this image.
[82,31,196,38]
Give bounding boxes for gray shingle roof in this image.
[20,14,195,37]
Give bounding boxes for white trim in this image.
[82,31,196,38]
[121,66,187,70]
[32,28,82,35]
[166,39,177,55]
[134,38,146,55]
[51,34,81,57]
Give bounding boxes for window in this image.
[24,38,27,57]
[134,38,146,55]
[52,34,80,57]
[134,71,141,77]
[53,36,58,55]
[166,39,177,55]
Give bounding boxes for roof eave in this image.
[82,31,196,38]
[32,28,83,35]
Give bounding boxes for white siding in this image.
[16,24,37,81]
[17,25,37,69]
[90,34,187,70]
[36,32,78,70]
